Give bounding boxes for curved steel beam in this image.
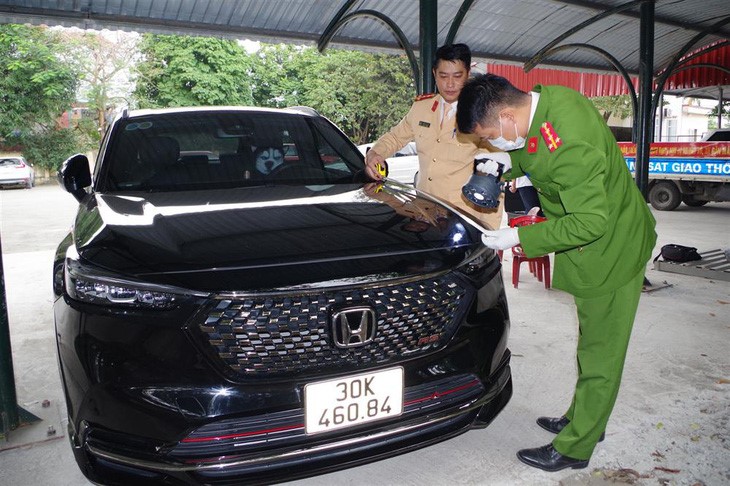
[670,62,730,77]
[318,0,359,52]
[651,15,730,121]
[669,40,730,67]
[316,9,421,93]
[525,0,645,72]
[445,0,476,45]
[523,43,638,123]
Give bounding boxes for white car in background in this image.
[0,156,35,189]
[358,142,419,185]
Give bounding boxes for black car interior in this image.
[104,111,364,191]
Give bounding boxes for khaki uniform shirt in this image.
[371,94,504,230]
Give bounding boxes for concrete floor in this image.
[1,184,728,485]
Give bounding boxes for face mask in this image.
[488,119,526,152]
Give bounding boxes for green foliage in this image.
[134,34,254,108]
[250,45,414,144]
[250,44,307,108]
[707,101,729,129]
[589,94,633,122]
[61,30,138,135]
[0,25,79,139]
[20,127,81,172]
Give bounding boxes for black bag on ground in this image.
[653,244,702,263]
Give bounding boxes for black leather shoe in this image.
[537,415,605,442]
[517,443,589,472]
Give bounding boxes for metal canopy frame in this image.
[319,0,727,198]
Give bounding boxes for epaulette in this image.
[414,93,436,101]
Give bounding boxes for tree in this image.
[60,30,138,137]
[0,24,82,172]
[134,34,254,108]
[251,45,414,144]
[295,48,414,144]
[707,101,730,129]
[250,44,307,108]
[590,94,633,123]
[21,127,80,174]
[0,24,78,140]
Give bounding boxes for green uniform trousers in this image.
[553,269,645,460]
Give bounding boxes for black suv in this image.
[54,106,512,485]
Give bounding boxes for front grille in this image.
[198,274,471,376]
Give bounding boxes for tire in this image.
[681,195,708,207]
[648,181,681,211]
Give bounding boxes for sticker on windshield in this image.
[125,121,153,131]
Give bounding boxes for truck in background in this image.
[619,131,730,211]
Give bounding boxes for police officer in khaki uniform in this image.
[364,44,504,230]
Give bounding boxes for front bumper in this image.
[70,354,511,485]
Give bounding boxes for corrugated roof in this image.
[665,43,730,91]
[0,0,727,100]
[0,0,727,76]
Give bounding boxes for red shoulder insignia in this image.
[414,93,436,102]
[540,121,563,152]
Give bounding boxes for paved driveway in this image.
[1,184,728,485]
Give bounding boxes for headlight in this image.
[64,245,204,309]
[457,245,499,283]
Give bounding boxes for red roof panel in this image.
[483,63,637,97]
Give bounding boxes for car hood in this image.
[71,183,483,292]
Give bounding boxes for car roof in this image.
[702,128,730,141]
[121,106,317,121]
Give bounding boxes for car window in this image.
[704,130,730,141]
[0,158,23,167]
[100,111,363,192]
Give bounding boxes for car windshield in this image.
[0,158,22,167]
[99,110,364,192]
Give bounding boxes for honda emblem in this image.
[332,307,377,348]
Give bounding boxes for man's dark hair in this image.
[433,43,471,70]
[456,74,528,134]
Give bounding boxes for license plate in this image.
[304,367,403,434]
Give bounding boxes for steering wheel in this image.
[268,163,326,181]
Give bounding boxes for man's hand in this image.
[365,149,387,181]
[481,227,520,250]
[475,158,501,177]
[475,151,512,176]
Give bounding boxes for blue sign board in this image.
[625,157,730,176]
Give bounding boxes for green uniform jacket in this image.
[507,85,657,298]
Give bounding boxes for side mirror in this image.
[58,153,92,202]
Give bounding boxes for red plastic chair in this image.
[509,215,551,289]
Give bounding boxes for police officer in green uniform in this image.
[456,74,657,472]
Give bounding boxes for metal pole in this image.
[719,86,724,129]
[635,0,655,199]
[419,0,437,94]
[657,92,664,141]
[0,235,20,434]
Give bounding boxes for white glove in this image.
[481,227,520,250]
[475,159,501,176]
[476,151,512,172]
